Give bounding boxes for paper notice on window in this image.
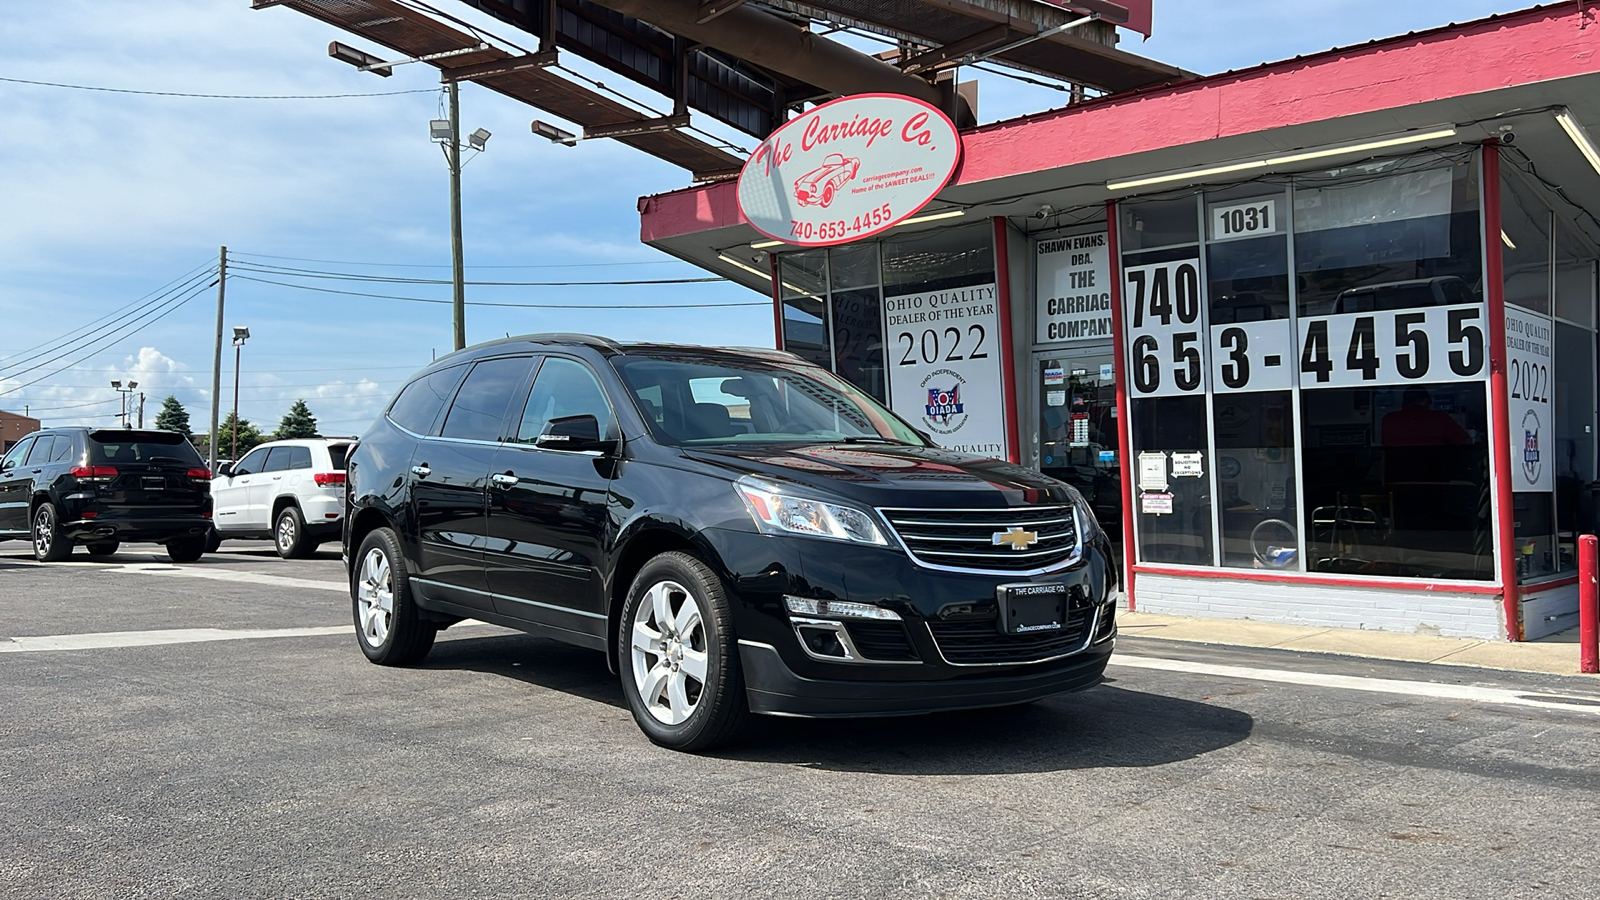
[1141,492,1174,515]
[1171,452,1204,478]
[1137,451,1169,493]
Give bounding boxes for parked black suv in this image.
[0,428,213,562]
[345,335,1117,750]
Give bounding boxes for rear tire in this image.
[274,506,312,559]
[618,551,748,752]
[205,527,222,554]
[352,527,436,665]
[166,536,206,563]
[32,502,73,562]
[86,542,119,558]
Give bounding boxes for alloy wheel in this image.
[32,507,53,558]
[277,515,296,554]
[630,579,709,726]
[357,547,394,648]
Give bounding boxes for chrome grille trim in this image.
[877,505,1086,575]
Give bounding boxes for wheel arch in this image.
[606,523,722,674]
[271,494,300,522]
[347,506,394,567]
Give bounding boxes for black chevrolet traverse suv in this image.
[0,428,213,562]
[344,335,1117,750]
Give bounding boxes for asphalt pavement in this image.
[3,541,1599,899]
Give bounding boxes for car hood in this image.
[679,443,1079,508]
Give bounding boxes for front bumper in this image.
[698,526,1119,715]
[739,636,1113,717]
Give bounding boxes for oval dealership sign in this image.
[737,93,962,248]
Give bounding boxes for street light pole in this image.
[230,327,250,461]
[448,80,466,351]
[112,380,138,429]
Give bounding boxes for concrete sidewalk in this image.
[1118,608,1594,677]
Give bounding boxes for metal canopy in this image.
[253,0,747,179]
[257,0,1186,178]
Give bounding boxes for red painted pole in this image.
[1581,534,1598,674]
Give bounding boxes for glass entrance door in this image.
[1032,349,1121,547]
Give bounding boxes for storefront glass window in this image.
[1131,395,1212,565]
[1501,168,1553,314]
[1554,321,1596,573]
[1300,383,1492,579]
[1120,196,1200,252]
[881,223,994,294]
[1294,161,1482,318]
[781,296,830,369]
[831,287,886,402]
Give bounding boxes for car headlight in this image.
[733,476,887,546]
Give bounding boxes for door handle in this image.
[411,464,432,478]
[491,473,519,488]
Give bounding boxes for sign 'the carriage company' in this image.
[736,94,962,248]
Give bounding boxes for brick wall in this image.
[1,410,41,452]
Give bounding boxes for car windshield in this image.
[610,353,927,447]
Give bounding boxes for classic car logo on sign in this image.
[992,527,1040,551]
[794,154,860,208]
[737,93,962,248]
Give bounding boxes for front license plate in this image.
[996,583,1066,635]
[142,476,166,490]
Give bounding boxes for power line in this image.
[229,251,676,269]
[230,275,768,308]
[227,260,727,286]
[0,75,436,100]
[0,261,216,377]
[0,277,217,397]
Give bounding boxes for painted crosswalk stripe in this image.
[111,562,346,592]
[1110,654,1600,715]
[0,626,351,653]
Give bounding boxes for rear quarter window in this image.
[327,444,350,470]
[388,365,468,436]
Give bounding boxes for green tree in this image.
[153,395,192,437]
[217,411,264,458]
[274,399,319,440]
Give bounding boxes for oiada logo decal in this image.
[1522,409,1543,483]
[736,93,962,248]
[920,369,969,435]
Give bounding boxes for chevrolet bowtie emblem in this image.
[992,527,1039,551]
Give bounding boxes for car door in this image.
[0,436,38,536]
[213,446,267,533]
[410,354,536,613]
[486,356,618,638]
[246,446,294,527]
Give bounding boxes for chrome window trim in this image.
[923,605,1103,668]
[788,616,921,665]
[875,505,1087,576]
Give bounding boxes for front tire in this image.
[353,527,436,665]
[166,535,206,563]
[619,552,748,752]
[274,506,311,559]
[32,502,72,562]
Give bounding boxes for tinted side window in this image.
[2,438,34,470]
[233,447,268,476]
[50,435,77,463]
[388,365,468,436]
[287,446,312,470]
[24,436,57,466]
[262,447,292,472]
[515,358,615,444]
[327,444,350,471]
[441,357,534,442]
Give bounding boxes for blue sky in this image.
[0,0,1530,437]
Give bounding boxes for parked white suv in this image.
[211,438,350,558]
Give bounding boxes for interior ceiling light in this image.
[1556,108,1600,175]
[1107,127,1459,192]
[898,209,966,226]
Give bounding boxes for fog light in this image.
[784,596,901,620]
[797,625,849,658]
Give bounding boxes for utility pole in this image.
[208,246,226,474]
[137,392,145,429]
[448,80,466,351]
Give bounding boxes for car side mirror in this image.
[536,414,616,454]
[217,462,235,477]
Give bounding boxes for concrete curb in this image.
[1118,610,1591,678]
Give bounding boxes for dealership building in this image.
[266,0,1600,641]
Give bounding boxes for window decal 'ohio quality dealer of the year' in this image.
[736,94,962,247]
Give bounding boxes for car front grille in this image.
[879,505,1082,573]
[927,610,1095,665]
[842,621,919,662]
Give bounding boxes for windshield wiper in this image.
[834,436,906,445]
